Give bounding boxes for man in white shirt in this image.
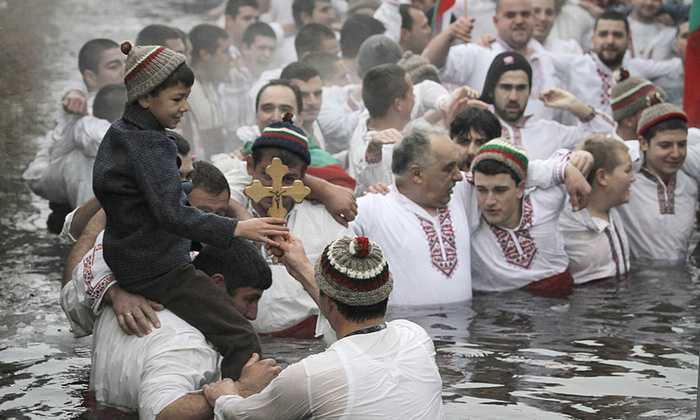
[609,75,665,141]
[531,0,583,54]
[479,51,615,160]
[627,0,676,60]
[560,134,634,284]
[398,3,432,54]
[223,0,260,57]
[204,234,445,419]
[656,19,688,106]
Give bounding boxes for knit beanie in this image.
[316,236,393,306]
[347,0,381,15]
[610,74,665,122]
[252,113,312,165]
[121,41,186,103]
[637,103,688,138]
[479,51,532,105]
[356,34,404,78]
[398,51,440,84]
[470,138,529,182]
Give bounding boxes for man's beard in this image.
[496,104,525,124]
[597,48,625,69]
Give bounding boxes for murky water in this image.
[0,1,698,419]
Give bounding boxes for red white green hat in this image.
[471,138,528,182]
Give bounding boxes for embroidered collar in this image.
[639,166,677,214]
[487,195,538,269]
[123,102,165,131]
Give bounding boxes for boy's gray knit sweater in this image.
[93,103,237,289]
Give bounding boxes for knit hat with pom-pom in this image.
[252,113,311,165]
[120,41,186,103]
[610,71,665,122]
[316,236,393,306]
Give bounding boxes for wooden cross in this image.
[244,157,311,218]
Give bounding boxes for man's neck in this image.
[367,115,405,132]
[335,316,386,339]
[192,64,212,83]
[396,181,439,216]
[642,162,675,185]
[500,37,531,57]
[616,125,636,141]
[586,190,612,220]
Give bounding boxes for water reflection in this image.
[0,0,698,419]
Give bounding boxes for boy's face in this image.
[640,128,688,179]
[140,82,191,129]
[232,287,263,320]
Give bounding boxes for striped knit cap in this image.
[470,138,528,182]
[316,236,393,306]
[252,114,311,165]
[637,103,688,138]
[121,41,186,103]
[610,76,665,122]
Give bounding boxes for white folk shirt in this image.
[549,0,595,51]
[628,17,676,60]
[60,232,219,420]
[351,184,473,306]
[374,0,411,42]
[559,206,630,284]
[214,320,445,420]
[499,110,615,160]
[440,39,561,122]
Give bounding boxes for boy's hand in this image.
[234,218,288,246]
[62,89,88,115]
[107,285,163,337]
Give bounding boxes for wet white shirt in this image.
[559,207,630,284]
[214,320,445,420]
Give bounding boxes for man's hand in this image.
[540,88,593,120]
[476,34,497,48]
[366,129,403,164]
[564,163,592,211]
[568,150,594,177]
[62,90,88,115]
[367,183,390,195]
[203,378,239,407]
[449,16,474,43]
[271,235,311,277]
[107,285,164,337]
[320,183,357,226]
[442,85,483,126]
[234,218,288,246]
[237,352,282,397]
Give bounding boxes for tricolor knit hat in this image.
[610,75,665,122]
[470,138,529,182]
[316,236,393,306]
[480,51,532,105]
[252,113,311,165]
[121,41,186,103]
[637,103,688,138]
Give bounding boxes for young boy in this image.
[92,42,287,379]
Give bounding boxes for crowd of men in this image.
[22,0,700,418]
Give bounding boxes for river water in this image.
[0,1,698,419]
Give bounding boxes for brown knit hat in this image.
[610,75,665,122]
[398,51,440,84]
[120,41,186,103]
[637,103,687,138]
[316,236,393,306]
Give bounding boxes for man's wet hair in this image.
[93,84,127,123]
[301,51,340,83]
[362,63,409,119]
[280,62,320,82]
[450,107,502,144]
[78,39,119,74]
[340,15,385,59]
[399,4,421,30]
[321,290,389,322]
[255,79,304,114]
[594,10,630,36]
[193,241,272,296]
[642,118,688,141]
[147,63,195,98]
[226,0,259,17]
[292,0,330,28]
[136,24,182,47]
[581,134,629,185]
[473,159,522,184]
[295,23,335,58]
[392,125,435,175]
[189,24,229,65]
[191,160,231,197]
[242,21,276,46]
[167,130,191,156]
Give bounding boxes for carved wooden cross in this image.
[244,157,311,218]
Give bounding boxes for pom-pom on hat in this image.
[470,138,529,182]
[252,113,311,165]
[637,103,688,138]
[121,41,187,103]
[610,74,665,122]
[480,51,532,105]
[316,236,393,306]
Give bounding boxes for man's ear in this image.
[516,180,526,199]
[594,168,608,187]
[639,135,650,152]
[410,164,423,184]
[138,95,151,109]
[83,70,98,91]
[210,273,226,288]
[245,155,255,176]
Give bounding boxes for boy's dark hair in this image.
[643,118,688,141]
[362,64,409,119]
[189,24,229,65]
[191,160,231,197]
[136,24,182,47]
[294,23,335,58]
[252,146,308,173]
[594,10,630,36]
[301,51,339,83]
[148,62,195,98]
[450,107,502,143]
[255,79,304,114]
[93,84,127,123]
[226,0,259,17]
[167,130,191,156]
[193,241,272,296]
[242,21,276,47]
[280,62,320,82]
[473,159,522,184]
[340,15,385,59]
[78,39,119,74]
[321,290,389,322]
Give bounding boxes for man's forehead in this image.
[238,5,258,17]
[497,70,529,85]
[259,86,297,107]
[532,0,555,9]
[292,77,323,91]
[498,0,533,13]
[474,171,516,185]
[595,19,626,33]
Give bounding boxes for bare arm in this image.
[62,210,105,286]
[67,197,102,241]
[275,236,321,306]
[422,17,473,68]
[304,174,357,226]
[156,394,212,420]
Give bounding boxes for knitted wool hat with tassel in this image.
[120,41,186,103]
